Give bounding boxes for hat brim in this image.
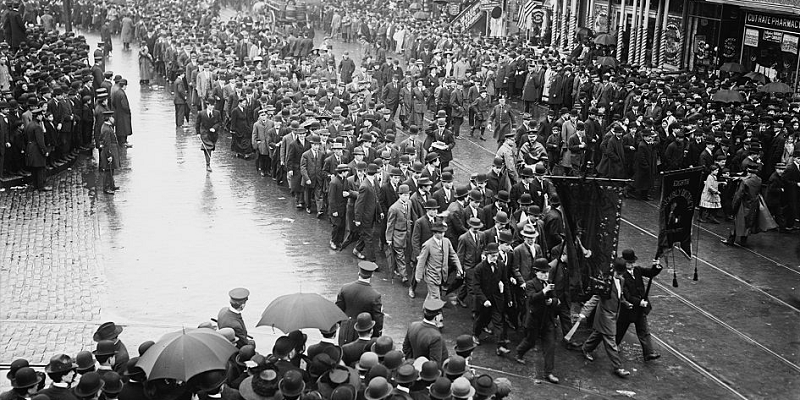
[239,376,273,400]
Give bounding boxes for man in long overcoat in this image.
[111,79,132,147]
[723,163,763,246]
[195,101,222,172]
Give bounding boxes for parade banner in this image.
[654,167,704,259]
[550,177,626,299]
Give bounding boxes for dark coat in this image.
[98,123,121,170]
[510,242,543,282]
[336,280,384,344]
[3,10,26,48]
[300,148,324,188]
[524,277,560,330]
[580,278,629,336]
[472,259,510,311]
[355,177,381,226]
[217,308,248,348]
[456,230,484,270]
[522,69,544,102]
[632,141,657,191]
[195,109,222,151]
[402,320,448,366]
[598,134,626,178]
[111,87,132,138]
[24,120,47,168]
[328,175,348,224]
[732,174,762,236]
[411,215,435,260]
[621,264,661,316]
[341,337,375,367]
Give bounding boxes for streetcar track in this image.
[622,218,800,314]
[638,197,800,275]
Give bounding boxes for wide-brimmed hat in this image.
[93,322,123,341]
[431,221,447,232]
[521,224,539,238]
[467,217,483,229]
[45,354,77,374]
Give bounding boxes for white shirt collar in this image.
[228,306,242,314]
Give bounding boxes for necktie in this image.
[490,263,495,273]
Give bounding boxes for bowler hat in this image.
[417,177,433,186]
[621,249,637,262]
[443,356,467,376]
[371,336,395,357]
[7,359,29,380]
[499,229,514,244]
[397,184,410,195]
[518,193,533,206]
[354,312,376,332]
[122,357,145,380]
[11,367,41,389]
[102,371,123,394]
[429,377,453,399]
[612,257,628,272]
[382,350,404,370]
[533,257,550,272]
[411,162,424,173]
[424,199,439,209]
[364,376,392,400]
[138,340,155,356]
[468,190,482,202]
[45,354,77,374]
[279,370,305,398]
[454,186,469,198]
[474,374,497,397]
[520,167,534,178]
[330,384,356,400]
[94,340,117,356]
[493,157,504,167]
[356,352,379,372]
[394,364,419,384]
[451,377,475,399]
[424,152,439,163]
[496,190,510,203]
[75,350,95,372]
[454,334,477,353]
[74,372,104,398]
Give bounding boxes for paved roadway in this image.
[1,21,799,399]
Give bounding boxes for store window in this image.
[742,12,800,91]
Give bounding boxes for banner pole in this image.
[693,213,700,281]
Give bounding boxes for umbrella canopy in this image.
[711,89,745,103]
[744,71,769,84]
[137,329,238,382]
[596,56,618,67]
[758,81,793,93]
[720,62,746,74]
[413,11,430,20]
[257,292,348,333]
[593,33,616,46]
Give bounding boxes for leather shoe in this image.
[583,350,595,362]
[471,336,481,346]
[614,368,631,378]
[545,374,559,384]
[644,353,661,361]
[496,346,510,356]
[514,356,526,365]
[407,288,415,298]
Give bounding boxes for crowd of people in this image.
[2,0,800,398]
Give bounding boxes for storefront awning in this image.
[704,0,800,16]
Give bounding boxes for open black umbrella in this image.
[593,33,615,46]
[136,329,237,382]
[596,56,618,68]
[744,71,769,84]
[257,292,348,333]
[758,82,793,94]
[720,62,746,74]
[711,90,745,103]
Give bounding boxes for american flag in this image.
[516,0,537,29]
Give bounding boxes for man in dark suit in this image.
[514,258,560,384]
[456,217,485,309]
[462,190,487,229]
[301,134,325,216]
[615,249,662,361]
[341,313,376,367]
[196,102,221,172]
[542,195,565,250]
[174,72,189,127]
[408,176,432,223]
[579,258,633,378]
[354,163,383,262]
[445,186,469,244]
[328,164,350,250]
[287,129,311,209]
[432,171,456,212]
[381,75,401,119]
[471,243,511,356]
[482,190,510,229]
[217,288,251,349]
[336,261,384,346]
[402,298,449,366]
[724,163,763,246]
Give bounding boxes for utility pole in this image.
[64,0,72,32]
